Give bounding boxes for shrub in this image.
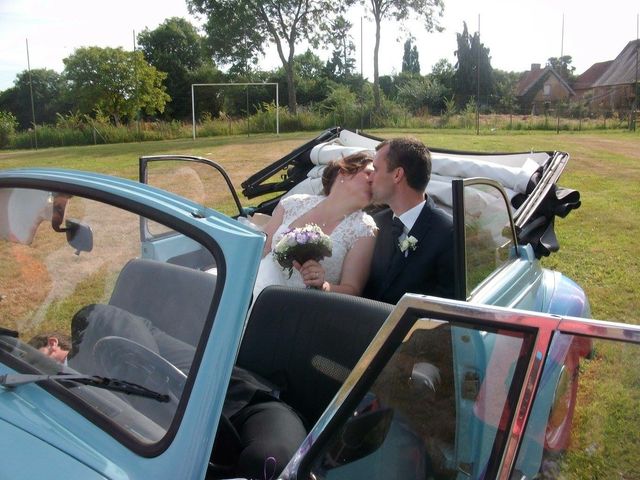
[0,111,18,148]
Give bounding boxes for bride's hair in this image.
[321,151,373,195]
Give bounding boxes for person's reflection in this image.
[51,193,71,232]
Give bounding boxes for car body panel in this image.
[0,416,109,478]
[280,296,640,480]
[0,168,265,479]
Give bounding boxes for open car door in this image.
[281,295,640,480]
[138,155,247,269]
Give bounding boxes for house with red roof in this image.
[573,40,639,113]
[515,63,575,115]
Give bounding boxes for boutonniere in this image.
[399,235,418,253]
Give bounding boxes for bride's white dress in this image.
[253,194,376,298]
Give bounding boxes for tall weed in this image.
[3,107,637,151]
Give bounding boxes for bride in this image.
[253,151,377,298]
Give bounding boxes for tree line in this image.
[0,0,581,138]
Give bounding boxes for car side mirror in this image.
[65,219,93,255]
[323,407,393,469]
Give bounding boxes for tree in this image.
[493,69,520,114]
[186,63,225,119]
[546,55,576,82]
[396,76,448,114]
[267,50,329,108]
[0,69,70,129]
[63,47,169,125]
[401,39,420,75]
[364,0,444,110]
[0,111,18,147]
[324,16,357,81]
[453,22,494,107]
[137,17,215,119]
[430,58,455,92]
[187,0,349,114]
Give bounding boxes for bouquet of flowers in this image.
[273,224,332,278]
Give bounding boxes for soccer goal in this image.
[191,82,280,139]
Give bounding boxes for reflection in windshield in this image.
[0,188,216,444]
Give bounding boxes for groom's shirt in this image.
[395,199,426,240]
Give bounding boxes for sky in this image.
[0,0,639,92]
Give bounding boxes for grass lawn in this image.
[2,128,639,476]
[2,128,638,324]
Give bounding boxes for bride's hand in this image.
[294,260,326,289]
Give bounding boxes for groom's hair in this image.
[377,138,431,191]
[28,331,72,351]
[322,151,373,195]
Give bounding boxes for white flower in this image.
[399,235,418,253]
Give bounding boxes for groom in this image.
[363,137,455,304]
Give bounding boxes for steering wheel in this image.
[93,336,244,473]
[92,336,187,404]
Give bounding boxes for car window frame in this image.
[139,155,245,243]
[452,178,520,300]
[291,295,550,480]
[288,296,640,480]
[0,177,228,457]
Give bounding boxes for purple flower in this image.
[273,223,333,278]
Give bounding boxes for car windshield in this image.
[0,187,218,444]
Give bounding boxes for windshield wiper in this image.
[0,373,170,402]
[0,328,18,338]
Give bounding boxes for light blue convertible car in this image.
[0,128,637,479]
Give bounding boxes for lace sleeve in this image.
[279,194,304,225]
[357,212,378,239]
[280,194,323,225]
[340,212,377,252]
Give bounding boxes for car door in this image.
[138,155,247,268]
[451,177,589,318]
[0,169,264,478]
[280,295,640,480]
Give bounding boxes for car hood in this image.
[0,416,107,478]
[0,385,127,479]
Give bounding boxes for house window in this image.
[543,84,551,96]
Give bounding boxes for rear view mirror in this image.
[65,219,93,255]
[323,407,393,469]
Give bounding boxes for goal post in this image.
[191,82,279,139]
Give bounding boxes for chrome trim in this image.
[461,177,520,252]
[514,151,569,228]
[558,317,640,344]
[286,295,640,480]
[139,154,244,215]
[498,328,555,479]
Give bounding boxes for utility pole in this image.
[25,39,38,149]
[360,16,364,130]
[633,13,638,131]
[476,14,480,135]
[556,14,564,134]
[133,30,140,138]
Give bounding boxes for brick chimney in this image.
[531,63,541,71]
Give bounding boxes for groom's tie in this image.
[391,217,405,248]
[390,216,405,265]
